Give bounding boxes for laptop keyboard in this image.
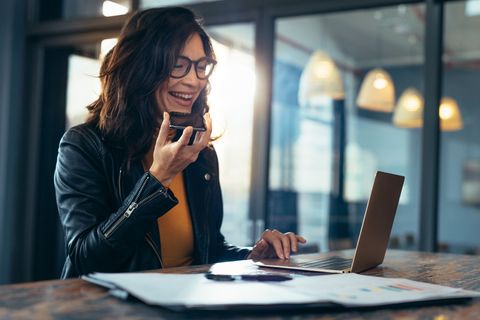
[296,256,352,269]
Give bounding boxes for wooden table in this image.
[1,250,479,319]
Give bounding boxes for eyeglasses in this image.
[170,56,217,80]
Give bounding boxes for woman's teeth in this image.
[170,92,193,100]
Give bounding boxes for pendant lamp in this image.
[392,92,463,132]
[298,50,344,107]
[392,87,423,128]
[439,97,463,131]
[356,68,395,112]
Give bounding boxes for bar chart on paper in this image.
[282,273,470,307]
[360,283,424,293]
[331,280,429,302]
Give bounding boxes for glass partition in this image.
[66,43,107,128]
[270,4,425,253]
[207,24,255,246]
[141,0,224,9]
[438,0,480,254]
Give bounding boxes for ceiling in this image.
[207,2,480,70]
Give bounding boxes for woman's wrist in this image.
[148,168,172,187]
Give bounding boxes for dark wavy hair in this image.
[87,7,214,159]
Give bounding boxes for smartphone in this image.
[169,112,206,145]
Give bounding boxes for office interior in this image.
[0,0,479,285]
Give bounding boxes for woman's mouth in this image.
[169,91,194,106]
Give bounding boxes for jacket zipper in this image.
[204,183,211,264]
[103,174,150,238]
[145,232,163,268]
[103,189,161,238]
[118,167,124,201]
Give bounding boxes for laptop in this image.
[255,171,404,274]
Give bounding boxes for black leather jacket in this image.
[54,122,251,279]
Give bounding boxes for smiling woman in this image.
[54,6,305,279]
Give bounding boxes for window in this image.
[438,0,480,254]
[59,0,130,20]
[141,0,224,9]
[66,45,103,128]
[269,4,425,252]
[207,23,255,246]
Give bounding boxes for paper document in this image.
[280,273,479,307]
[84,272,480,310]
[85,272,317,306]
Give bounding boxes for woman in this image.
[54,7,305,279]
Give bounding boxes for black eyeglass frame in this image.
[170,56,217,80]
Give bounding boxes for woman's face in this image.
[156,33,208,115]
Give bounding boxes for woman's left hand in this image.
[247,229,306,260]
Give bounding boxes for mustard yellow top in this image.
[156,172,194,268]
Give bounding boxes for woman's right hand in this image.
[149,112,212,186]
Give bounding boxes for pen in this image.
[204,272,292,282]
[239,274,292,281]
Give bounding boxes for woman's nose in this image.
[182,66,200,85]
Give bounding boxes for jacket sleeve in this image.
[54,127,178,276]
[207,148,252,262]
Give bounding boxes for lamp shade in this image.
[392,93,463,132]
[393,88,424,128]
[298,50,344,107]
[439,97,463,131]
[356,68,395,112]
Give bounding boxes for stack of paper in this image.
[84,272,479,311]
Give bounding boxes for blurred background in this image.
[1,0,480,284]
